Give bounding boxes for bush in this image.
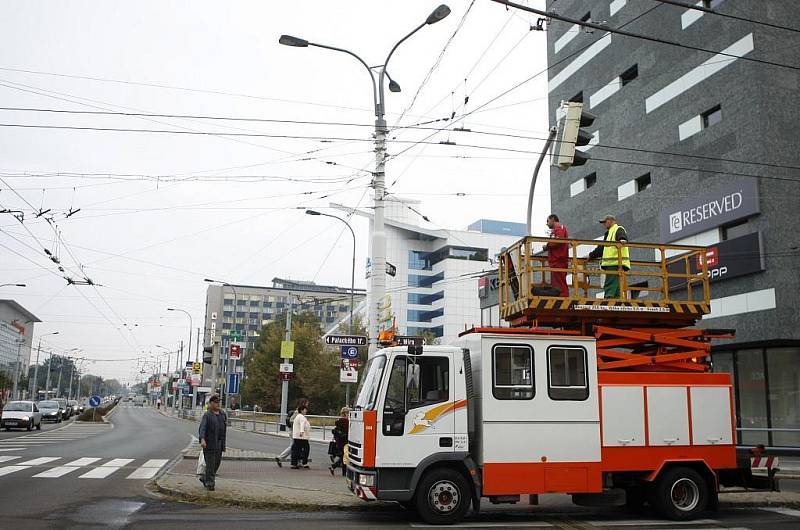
[77,400,117,422]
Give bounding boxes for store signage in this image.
[668,232,765,289]
[478,275,499,299]
[659,179,759,242]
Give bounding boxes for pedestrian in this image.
[198,394,227,491]
[274,398,308,467]
[291,403,311,469]
[156,397,161,410]
[544,214,570,297]
[329,407,349,476]
[587,214,630,299]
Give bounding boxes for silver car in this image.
[38,400,62,423]
[1,401,42,431]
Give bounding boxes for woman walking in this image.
[274,398,308,468]
[291,403,311,469]
[329,407,349,476]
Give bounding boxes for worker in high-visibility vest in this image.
[588,214,630,299]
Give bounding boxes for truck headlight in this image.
[358,474,375,487]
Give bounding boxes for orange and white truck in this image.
[345,237,775,525]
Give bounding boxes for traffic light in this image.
[202,345,213,364]
[553,101,596,170]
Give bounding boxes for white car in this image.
[1,401,42,431]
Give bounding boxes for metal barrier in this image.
[736,427,800,454]
[499,236,711,326]
[227,412,340,441]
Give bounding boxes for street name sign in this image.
[396,335,424,347]
[325,335,367,346]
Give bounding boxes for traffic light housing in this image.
[202,345,213,364]
[553,101,596,170]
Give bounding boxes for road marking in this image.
[761,507,800,518]
[17,457,60,466]
[0,465,31,477]
[585,519,720,527]
[0,456,20,463]
[34,466,83,478]
[411,523,553,528]
[126,459,169,479]
[79,458,134,479]
[0,448,24,452]
[65,457,102,466]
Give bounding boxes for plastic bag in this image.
[196,450,206,476]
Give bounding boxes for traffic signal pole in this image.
[279,293,293,432]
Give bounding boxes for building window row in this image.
[408,308,444,323]
[679,103,723,141]
[617,172,651,201]
[408,291,445,306]
[408,272,445,288]
[407,325,444,338]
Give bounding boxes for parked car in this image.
[38,400,62,423]
[1,401,42,431]
[68,400,80,416]
[55,398,71,420]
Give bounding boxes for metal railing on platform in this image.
[171,408,339,441]
[499,236,711,324]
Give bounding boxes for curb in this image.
[152,475,394,512]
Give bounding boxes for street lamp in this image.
[0,283,26,288]
[166,308,193,365]
[306,209,357,405]
[31,331,59,399]
[280,4,451,357]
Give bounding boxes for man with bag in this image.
[198,394,227,491]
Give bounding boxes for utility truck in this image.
[346,236,776,525]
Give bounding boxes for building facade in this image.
[341,197,525,344]
[545,0,800,447]
[0,299,40,385]
[203,278,366,357]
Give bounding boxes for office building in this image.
[545,1,800,446]
[339,197,525,343]
[203,278,366,356]
[0,299,40,384]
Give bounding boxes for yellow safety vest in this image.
[601,224,631,269]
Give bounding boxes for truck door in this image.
[378,354,458,467]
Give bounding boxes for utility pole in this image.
[44,352,53,399]
[279,292,293,432]
[175,341,183,410]
[210,336,221,397]
[67,359,75,400]
[11,338,23,400]
[56,361,64,398]
[196,327,200,362]
[31,332,59,399]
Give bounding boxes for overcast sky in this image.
[0,1,551,384]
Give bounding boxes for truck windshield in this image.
[355,355,386,410]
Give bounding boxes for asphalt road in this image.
[2,403,799,530]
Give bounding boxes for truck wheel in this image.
[415,468,471,525]
[651,467,708,521]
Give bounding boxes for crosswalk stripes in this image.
[79,458,134,479]
[0,424,113,449]
[0,456,169,480]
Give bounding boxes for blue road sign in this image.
[89,395,102,407]
[227,373,241,395]
[341,346,359,359]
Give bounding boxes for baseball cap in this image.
[598,214,616,223]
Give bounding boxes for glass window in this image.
[356,355,386,410]
[702,105,722,128]
[584,172,597,189]
[408,250,432,271]
[636,173,651,192]
[493,344,534,400]
[548,346,589,400]
[408,356,449,409]
[736,349,768,445]
[766,347,800,447]
[384,356,407,411]
[620,64,638,86]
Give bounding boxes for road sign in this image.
[396,335,424,347]
[386,262,397,277]
[341,346,359,359]
[280,340,295,359]
[340,368,357,384]
[278,372,294,382]
[325,335,367,346]
[279,363,294,373]
[341,358,358,371]
[229,343,242,359]
[227,373,241,395]
[192,362,202,374]
[89,395,101,407]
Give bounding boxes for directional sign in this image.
[89,395,102,407]
[396,335,424,347]
[325,335,367,346]
[386,262,397,277]
[227,373,241,395]
[341,346,359,359]
[192,362,202,374]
